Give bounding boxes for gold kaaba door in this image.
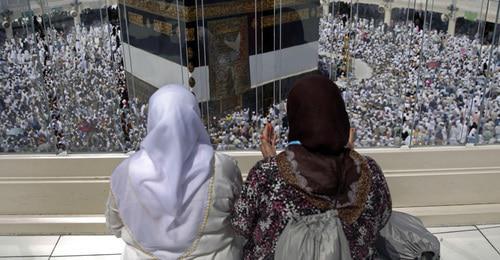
[207,16,251,106]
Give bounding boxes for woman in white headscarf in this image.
[105,85,244,259]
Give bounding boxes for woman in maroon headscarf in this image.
[230,75,392,259]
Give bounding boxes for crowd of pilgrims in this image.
[1,13,499,153]
[319,14,500,147]
[209,14,500,149]
[0,23,147,153]
[208,102,289,150]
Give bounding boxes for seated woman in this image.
[231,75,392,259]
[106,85,244,259]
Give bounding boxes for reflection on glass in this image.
[60,1,127,152]
[0,0,499,153]
[0,2,55,153]
[316,0,500,148]
[320,2,406,147]
[477,1,499,145]
[409,0,499,146]
[0,1,136,153]
[193,0,320,150]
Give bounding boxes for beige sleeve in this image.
[105,191,124,238]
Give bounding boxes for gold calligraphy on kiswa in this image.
[126,0,189,20]
[210,22,241,35]
[153,20,173,35]
[250,6,319,28]
[128,10,175,36]
[124,0,315,22]
[128,11,144,27]
[186,28,195,41]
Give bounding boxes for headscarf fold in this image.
[286,75,358,200]
[111,85,214,259]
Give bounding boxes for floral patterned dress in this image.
[230,149,392,260]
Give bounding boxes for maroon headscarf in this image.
[287,75,350,154]
[286,75,358,198]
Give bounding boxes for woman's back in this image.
[231,74,392,260]
[231,150,391,259]
[184,152,244,259]
[107,152,244,259]
[106,85,244,259]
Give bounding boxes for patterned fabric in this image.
[277,150,374,225]
[230,152,392,260]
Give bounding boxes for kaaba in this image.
[118,0,320,114]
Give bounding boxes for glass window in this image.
[410,0,499,147]
[0,0,498,153]
[320,1,406,147]
[58,0,129,152]
[476,0,499,145]
[0,2,56,153]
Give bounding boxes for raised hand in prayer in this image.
[260,123,277,159]
[347,127,356,149]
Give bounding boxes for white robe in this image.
[106,152,244,259]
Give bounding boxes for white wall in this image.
[1,146,500,234]
[249,41,319,87]
[122,43,189,88]
[122,43,213,101]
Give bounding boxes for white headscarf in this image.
[111,85,214,259]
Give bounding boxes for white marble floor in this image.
[1,225,499,259]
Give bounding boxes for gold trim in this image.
[153,19,173,35]
[276,152,332,209]
[108,158,217,259]
[128,11,144,27]
[179,158,216,259]
[108,190,159,259]
[125,0,188,20]
[252,7,320,28]
[122,226,159,259]
[187,48,194,58]
[186,27,196,41]
[261,8,310,27]
[210,20,241,34]
[203,0,315,21]
[276,150,372,224]
[128,10,175,36]
[338,150,372,225]
[126,6,319,41]
[124,0,316,22]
